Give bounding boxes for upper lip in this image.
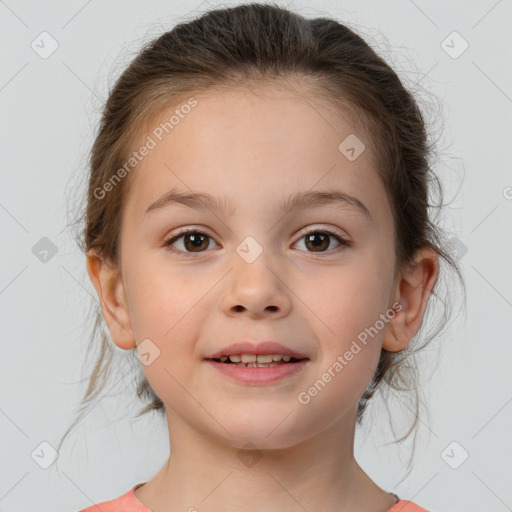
[205,341,309,360]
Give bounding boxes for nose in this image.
[221,250,292,319]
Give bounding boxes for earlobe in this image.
[86,249,136,351]
[382,247,439,353]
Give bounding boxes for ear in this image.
[86,249,136,350]
[383,247,439,352]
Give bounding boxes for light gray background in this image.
[1,1,511,511]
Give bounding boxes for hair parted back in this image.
[56,2,465,473]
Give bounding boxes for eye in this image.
[293,227,351,253]
[163,226,351,256]
[164,228,219,255]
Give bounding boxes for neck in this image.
[134,406,397,512]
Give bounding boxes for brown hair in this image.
[56,2,465,475]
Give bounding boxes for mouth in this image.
[205,354,310,384]
[206,354,309,367]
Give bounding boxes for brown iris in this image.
[182,233,210,252]
[304,232,330,252]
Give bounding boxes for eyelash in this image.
[163,227,351,257]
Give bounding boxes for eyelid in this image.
[163,224,351,256]
[166,224,349,240]
[297,224,348,239]
[164,226,217,244]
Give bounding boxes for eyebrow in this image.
[144,187,372,221]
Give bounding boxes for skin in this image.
[87,79,438,512]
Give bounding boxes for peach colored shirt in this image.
[78,483,431,511]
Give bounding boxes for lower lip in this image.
[205,359,309,384]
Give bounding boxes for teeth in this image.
[240,354,293,363]
[255,354,273,363]
[218,354,296,363]
[236,362,281,367]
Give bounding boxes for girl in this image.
[61,3,464,511]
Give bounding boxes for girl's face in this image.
[109,81,402,448]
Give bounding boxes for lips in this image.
[205,341,309,360]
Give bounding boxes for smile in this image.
[211,354,301,366]
[205,356,309,384]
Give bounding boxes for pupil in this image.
[186,233,207,251]
[307,233,328,251]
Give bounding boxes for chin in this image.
[211,413,307,450]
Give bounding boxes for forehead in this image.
[123,80,386,223]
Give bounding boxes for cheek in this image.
[123,261,213,374]
[297,316,383,423]
[298,255,392,394]
[304,260,393,341]
[128,283,206,409]
[124,256,204,341]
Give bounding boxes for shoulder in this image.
[77,484,151,512]
[388,500,432,511]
